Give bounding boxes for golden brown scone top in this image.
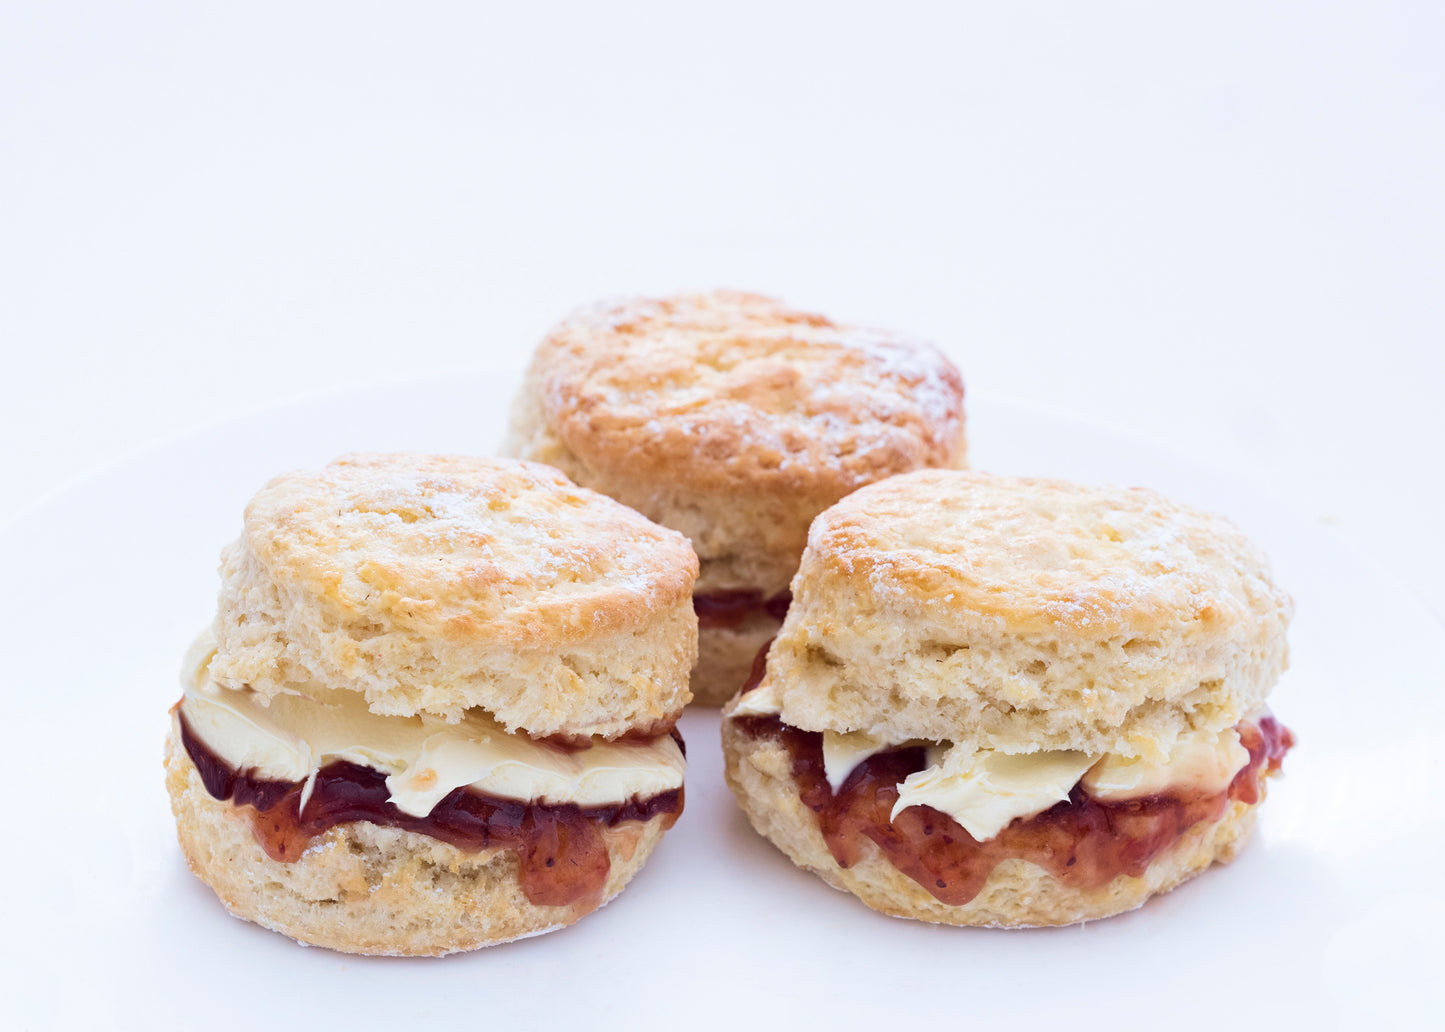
[209,454,699,737]
[760,470,1292,755]
[243,453,697,645]
[528,291,966,502]
[811,469,1288,638]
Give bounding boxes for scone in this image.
[504,290,967,705]
[722,470,1295,927]
[166,453,698,955]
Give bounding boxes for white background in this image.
[5,3,1442,581]
[2,3,1442,1028]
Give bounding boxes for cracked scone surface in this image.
[504,291,967,597]
[207,452,700,738]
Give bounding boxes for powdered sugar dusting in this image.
[539,292,966,491]
[839,325,964,432]
[259,453,695,626]
[820,471,1274,636]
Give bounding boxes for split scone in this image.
[504,290,967,706]
[166,454,698,955]
[722,470,1295,927]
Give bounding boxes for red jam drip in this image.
[1229,715,1293,805]
[693,590,793,630]
[734,714,1293,907]
[740,639,772,694]
[178,711,684,909]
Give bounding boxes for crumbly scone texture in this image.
[207,453,698,739]
[764,470,1292,757]
[165,728,669,956]
[503,291,967,596]
[721,718,1258,927]
[691,618,780,708]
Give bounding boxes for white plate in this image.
[2,377,1439,1030]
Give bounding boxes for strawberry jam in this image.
[734,713,1291,907]
[179,711,684,909]
[694,590,792,630]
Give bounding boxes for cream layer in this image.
[730,679,1251,841]
[180,632,686,818]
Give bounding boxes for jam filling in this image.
[733,642,1293,906]
[694,590,792,631]
[178,711,684,910]
[738,714,1291,905]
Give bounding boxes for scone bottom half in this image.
[167,454,699,956]
[502,291,969,707]
[720,471,1297,928]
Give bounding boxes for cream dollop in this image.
[821,729,890,792]
[1080,727,1249,802]
[727,682,1252,842]
[890,747,1101,841]
[179,633,685,818]
[729,678,783,718]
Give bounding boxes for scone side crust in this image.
[166,729,670,956]
[690,617,784,708]
[720,718,1258,928]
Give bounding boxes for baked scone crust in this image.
[165,726,669,956]
[764,470,1292,758]
[721,718,1257,928]
[207,453,699,738]
[504,292,966,596]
